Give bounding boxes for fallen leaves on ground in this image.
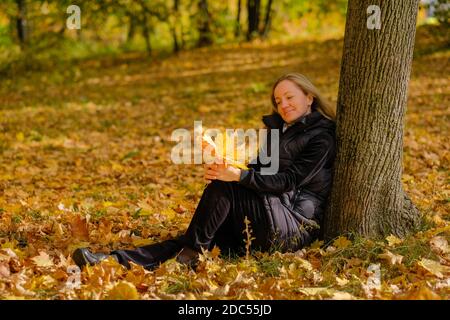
[0,25,448,300]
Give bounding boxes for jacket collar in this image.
[262,109,324,131]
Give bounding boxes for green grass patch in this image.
[257,256,282,277]
[165,277,191,294]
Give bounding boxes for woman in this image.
[72,73,336,270]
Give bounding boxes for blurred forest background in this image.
[0,0,447,75]
[0,1,449,300]
[0,0,350,78]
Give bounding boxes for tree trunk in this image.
[246,0,261,41]
[324,0,422,240]
[127,14,136,43]
[197,0,213,47]
[234,0,242,38]
[142,13,152,55]
[16,0,28,48]
[171,0,180,53]
[180,23,186,49]
[260,0,273,39]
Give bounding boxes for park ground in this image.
[0,25,449,299]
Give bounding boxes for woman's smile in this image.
[273,79,313,124]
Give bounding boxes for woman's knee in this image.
[205,180,233,195]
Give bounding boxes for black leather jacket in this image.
[238,110,336,228]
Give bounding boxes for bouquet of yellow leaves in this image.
[199,132,256,170]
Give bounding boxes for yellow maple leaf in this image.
[310,239,324,249]
[198,105,212,113]
[69,214,90,241]
[160,208,175,220]
[331,291,356,300]
[110,161,124,172]
[210,246,221,259]
[31,251,54,268]
[102,201,115,208]
[424,225,450,238]
[402,285,442,300]
[335,276,349,286]
[430,236,450,255]
[169,230,180,238]
[137,199,153,216]
[106,281,139,300]
[298,287,335,296]
[31,275,58,290]
[378,250,403,265]
[418,258,450,278]
[159,230,170,239]
[333,236,352,249]
[386,235,403,247]
[3,296,26,300]
[0,174,14,181]
[1,241,17,250]
[297,258,313,271]
[201,133,249,170]
[16,132,25,141]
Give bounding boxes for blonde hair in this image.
[270,73,336,121]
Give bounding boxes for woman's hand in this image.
[204,160,241,183]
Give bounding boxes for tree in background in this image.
[259,0,274,39]
[197,0,213,47]
[0,0,351,74]
[324,0,422,240]
[423,0,450,26]
[170,0,181,53]
[234,0,242,38]
[8,0,69,51]
[135,0,168,55]
[246,0,261,41]
[15,0,28,48]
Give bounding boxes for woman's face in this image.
[273,80,313,124]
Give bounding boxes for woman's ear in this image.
[307,94,314,106]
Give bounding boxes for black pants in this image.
[111,180,272,270]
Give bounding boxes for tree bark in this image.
[260,0,273,39]
[246,0,261,41]
[324,0,422,240]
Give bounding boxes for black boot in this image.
[72,248,118,268]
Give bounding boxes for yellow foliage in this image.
[0,27,448,300]
[106,281,139,300]
[333,236,352,249]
